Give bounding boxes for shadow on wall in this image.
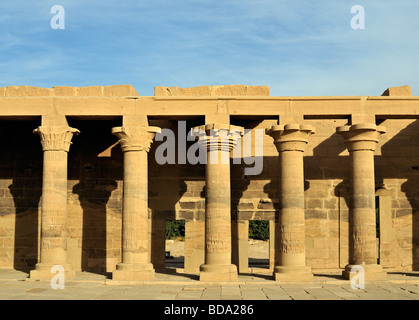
[260,122,350,269]
[400,178,419,270]
[148,173,188,272]
[68,119,121,276]
[310,121,353,269]
[0,120,42,272]
[380,119,419,271]
[333,180,351,268]
[9,176,42,272]
[231,161,251,273]
[305,118,419,270]
[148,119,193,273]
[230,119,272,273]
[228,117,419,272]
[72,173,117,275]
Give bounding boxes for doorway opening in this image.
[165,220,185,270]
[248,220,270,270]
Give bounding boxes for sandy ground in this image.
[165,239,269,259]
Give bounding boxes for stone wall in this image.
[377,118,419,270]
[66,119,123,274]
[0,120,42,270]
[154,85,270,96]
[0,85,139,97]
[1,85,419,275]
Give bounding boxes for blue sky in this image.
[0,0,418,96]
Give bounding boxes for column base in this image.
[30,263,76,280]
[199,264,238,282]
[274,266,313,281]
[112,263,155,281]
[342,263,387,281]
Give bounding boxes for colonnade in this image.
[28,121,387,282]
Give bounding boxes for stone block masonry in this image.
[0,84,418,282]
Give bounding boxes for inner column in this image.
[266,123,314,281]
[111,125,160,281]
[336,123,387,280]
[30,126,79,280]
[195,123,243,281]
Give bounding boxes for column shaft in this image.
[351,149,377,265]
[266,123,314,281]
[336,123,387,280]
[121,150,149,265]
[279,150,306,268]
[40,150,69,265]
[30,126,79,280]
[111,125,160,281]
[194,123,243,282]
[205,158,232,265]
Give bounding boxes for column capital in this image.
[33,126,80,152]
[192,123,244,152]
[112,126,161,152]
[266,123,315,152]
[336,123,386,152]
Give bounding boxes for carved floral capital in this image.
[112,126,161,152]
[34,126,80,152]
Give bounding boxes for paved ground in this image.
[1,269,419,300]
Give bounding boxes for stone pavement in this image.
[1,269,419,300]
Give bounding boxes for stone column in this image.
[111,125,160,281]
[194,124,243,281]
[30,126,79,280]
[266,123,314,281]
[336,124,387,280]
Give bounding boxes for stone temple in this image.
[0,83,417,282]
